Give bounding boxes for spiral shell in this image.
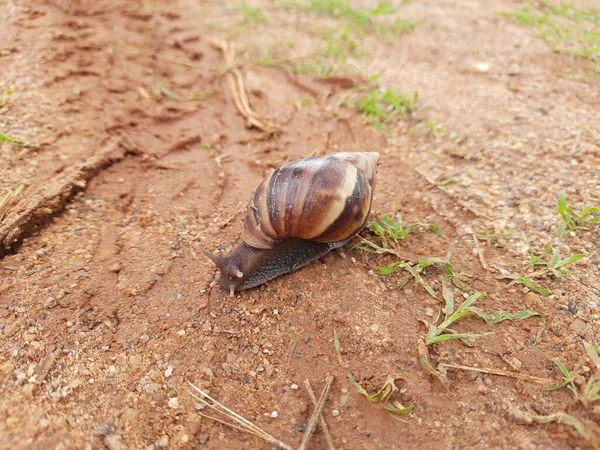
[242,152,379,250]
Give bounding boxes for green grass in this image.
[354,88,418,130]
[424,293,493,345]
[438,177,457,186]
[412,118,443,137]
[322,25,360,65]
[527,246,588,280]
[0,132,26,147]
[501,2,600,63]
[557,190,599,238]
[369,214,441,242]
[497,246,587,296]
[497,274,552,296]
[308,0,395,27]
[239,0,268,25]
[419,291,544,381]
[375,18,423,36]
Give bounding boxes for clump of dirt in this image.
[1,0,599,449]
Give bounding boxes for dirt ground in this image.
[1,0,600,449]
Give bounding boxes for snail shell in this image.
[203,152,379,295]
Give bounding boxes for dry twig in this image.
[212,40,274,132]
[472,233,489,271]
[305,379,336,450]
[188,382,293,450]
[299,374,334,450]
[440,363,554,385]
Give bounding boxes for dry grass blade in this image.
[510,408,599,449]
[299,374,334,450]
[305,379,336,450]
[418,340,447,384]
[188,382,293,450]
[440,363,554,385]
[212,40,274,132]
[472,233,489,271]
[333,329,347,369]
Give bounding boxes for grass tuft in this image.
[501,3,600,63]
[557,190,599,238]
[239,0,268,25]
[354,89,417,130]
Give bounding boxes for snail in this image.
[202,152,379,296]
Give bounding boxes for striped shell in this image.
[243,152,379,250]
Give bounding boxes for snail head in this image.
[200,247,245,296]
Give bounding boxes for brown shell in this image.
[243,152,379,249]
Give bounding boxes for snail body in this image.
[203,152,379,295]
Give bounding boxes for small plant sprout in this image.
[420,292,545,381]
[347,374,414,421]
[557,190,599,238]
[354,89,418,130]
[496,273,551,296]
[424,293,493,345]
[412,119,443,137]
[0,132,26,147]
[527,246,588,280]
[356,214,442,256]
[239,0,268,26]
[378,256,449,298]
[498,246,588,296]
[501,3,600,63]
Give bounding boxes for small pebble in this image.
[165,365,173,377]
[290,383,298,390]
[156,435,169,448]
[177,329,186,336]
[270,410,278,418]
[168,397,179,409]
[332,409,340,417]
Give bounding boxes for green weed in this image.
[438,177,457,186]
[501,3,600,62]
[497,274,552,296]
[557,190,599,238]
[308,0,395,26]
[0,132,26,147]
[354,89,417,130]
[239,0,268,25]
[424,293,493,345]
[412,119,442,137]
[527,246,588,280]
[375,18,422,36]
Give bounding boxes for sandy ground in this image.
[1,0,599,449]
